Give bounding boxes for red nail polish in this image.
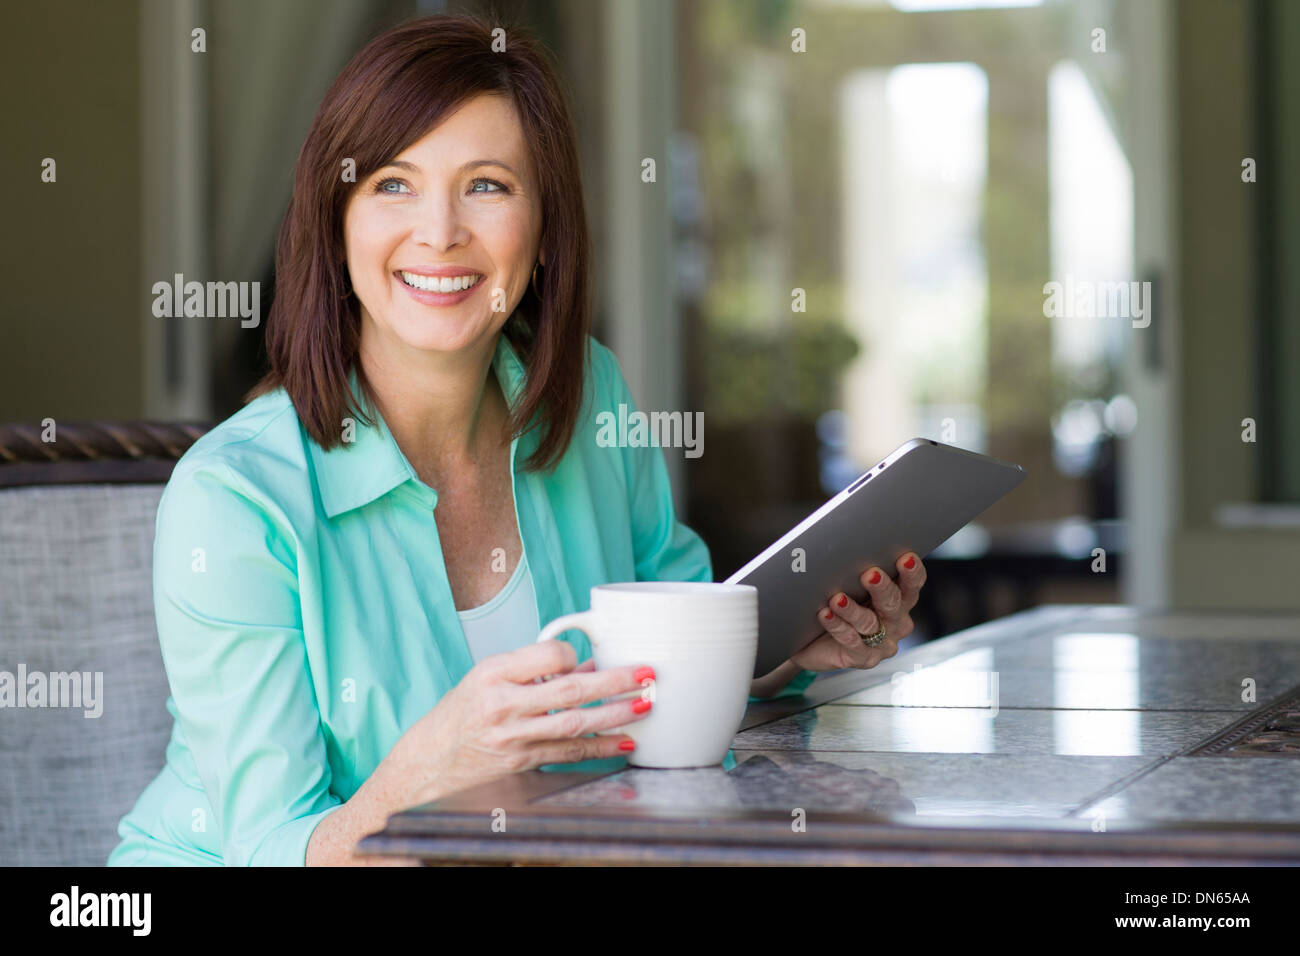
[904,555,916,570]
[633,666,655,683]
[836,594,848,608]
[868,569,881,584]
[619,740,636,752]
[822,608,833,620]
[632,698,652,714]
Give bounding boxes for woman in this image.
[109,13,927,867]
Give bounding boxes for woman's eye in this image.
[372,176,507,195]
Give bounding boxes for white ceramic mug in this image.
[535,582,758,768]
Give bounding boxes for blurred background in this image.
[4,0,1298,648]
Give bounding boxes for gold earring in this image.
[531,261,543,298]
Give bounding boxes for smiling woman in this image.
[246,15,588,473]
[344,95,544,375]
[105,11,823,869]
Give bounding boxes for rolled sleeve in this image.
[248,804,345,867]
[153,460,341,866]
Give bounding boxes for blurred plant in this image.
[700,318,861,426]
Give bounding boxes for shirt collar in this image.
[308,333,528,518]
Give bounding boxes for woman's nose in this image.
[409,194,469,250]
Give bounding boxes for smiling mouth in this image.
[397,271,484,293]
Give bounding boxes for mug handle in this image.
[533,610,597,683]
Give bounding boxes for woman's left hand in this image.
[789,552,927,672]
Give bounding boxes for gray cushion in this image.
[0,484,173,866]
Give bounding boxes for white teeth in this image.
[399,271,482,293]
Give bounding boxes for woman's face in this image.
[343,93,543,360]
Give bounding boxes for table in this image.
[359,605,1300,865]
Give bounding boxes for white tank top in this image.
[457,551,540,663]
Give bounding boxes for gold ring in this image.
[861,621,887,647]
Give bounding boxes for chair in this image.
[0,422,207,866]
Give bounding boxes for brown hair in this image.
[246,12,593,472]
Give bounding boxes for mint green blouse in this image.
[108,334,814,866]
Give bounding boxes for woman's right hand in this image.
[381,639,654,811]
